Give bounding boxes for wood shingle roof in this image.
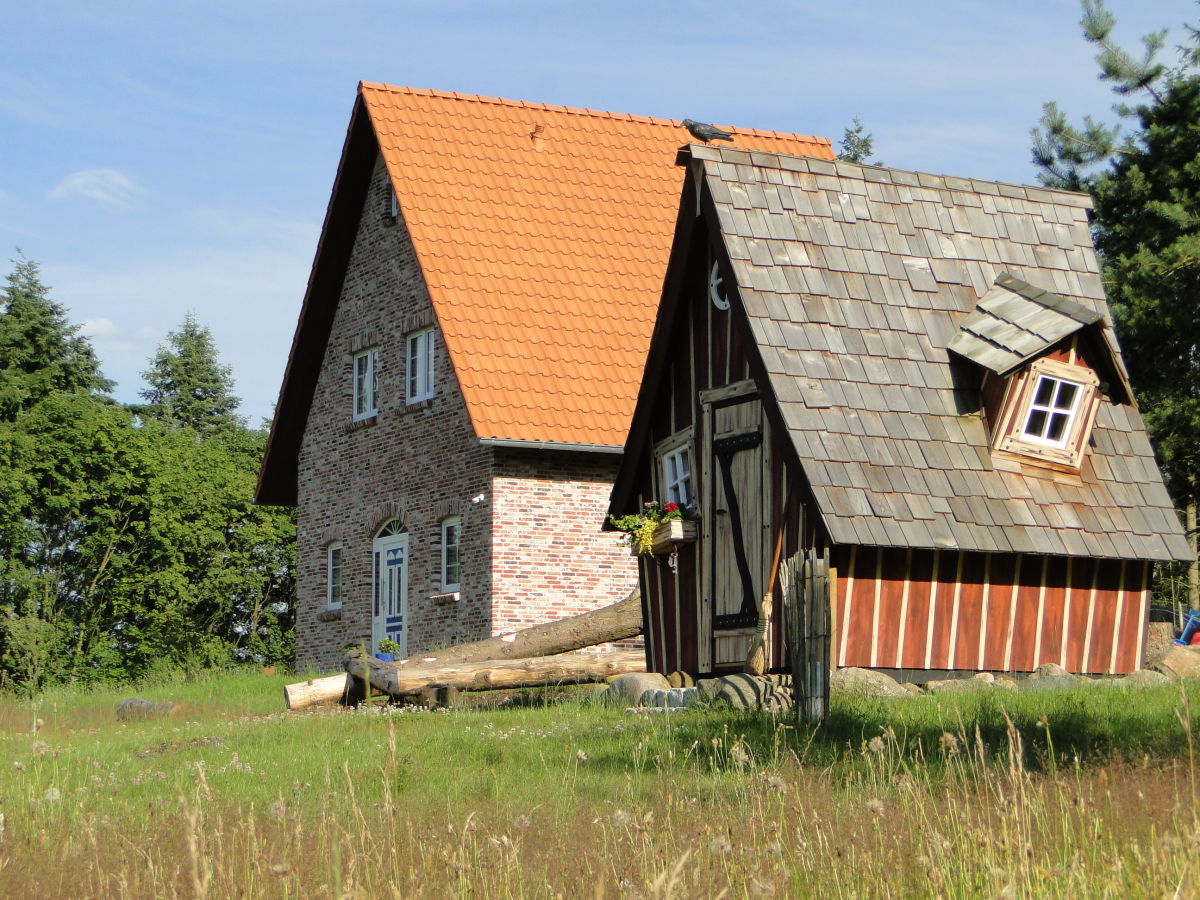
[690,143,1190,562]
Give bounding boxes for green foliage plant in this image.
[608,501,684,554]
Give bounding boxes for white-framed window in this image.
[353,349,377,420]
[1020,373,1084,448]
[662,444,694,506]
[440,516,461,592]
[994,357,1100,470]
[326,543,343,610]
[406,327,435,404]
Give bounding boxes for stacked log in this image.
[283,588,643,710]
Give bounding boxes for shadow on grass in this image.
[629,682,1200,775]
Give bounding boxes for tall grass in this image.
[1,671,1198,897]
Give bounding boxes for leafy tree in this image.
[0,254,110,419]
[0,261,295,691]
[140,313,242,434]
[1032,0,1200,603]
[837,117,880,165]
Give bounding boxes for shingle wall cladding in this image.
[296,156,492,671]
[491,450,639,633]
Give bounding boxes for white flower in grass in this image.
[867,735,886,754]
[43,786,61,803]
[866,798,885,816]
[575,749,588,762]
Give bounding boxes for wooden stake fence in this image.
[781,548,831,722]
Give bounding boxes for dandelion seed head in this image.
[43,786,61,803]
[867,798,885,816]
[867,736,885,754]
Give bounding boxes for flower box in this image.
[640,519,698,556]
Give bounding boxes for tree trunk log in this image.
[283,673,351,711]
[282,587,643,709]
[346,648,645,698]
[404,588,642,666]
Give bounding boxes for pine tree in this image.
[139,313,242,434]
[0,254,111,419]
[1032,0,1200,603]
[837,118,880,165]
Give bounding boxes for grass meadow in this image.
[2,670,1199,898]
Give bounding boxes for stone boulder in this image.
[925,673,997,696]
[666,671,695,688]
[1143,621,1176,668]
[696,674,794,711]
[1150,645,1200,682]
[602,672,670,705]
[1121,669,1173,689]
[829,667,908,698]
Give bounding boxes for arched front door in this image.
[372,520,409,656]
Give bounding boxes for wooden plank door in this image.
[701,382,770,670]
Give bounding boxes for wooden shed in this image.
[607,144,1190,683]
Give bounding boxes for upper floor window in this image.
[326,543,343,610]
[440,516,461,592]
[994,357,1100,470]
[661,444,694,507]
[353,349,377,420]
[407,327,435,404]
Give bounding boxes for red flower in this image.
[663,502,679,513]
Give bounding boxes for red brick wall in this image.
[492,450,639,634]
[294,156,640,670]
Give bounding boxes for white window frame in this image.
[352,349,377,420]
[1020,373,1084,449]
[440,516,461,592]
[325,542,343,610]
[994,357,1100,470]
[655,426,696,507]
[406,327,435,404]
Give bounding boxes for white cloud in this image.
[47,169,142,207]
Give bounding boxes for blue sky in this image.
[1,0,1192,426]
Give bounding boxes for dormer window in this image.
[993,358,1100,470]
[1021,372,1083,448]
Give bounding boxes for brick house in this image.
[255,84,832,669]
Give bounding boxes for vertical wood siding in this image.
[834,547,1150,674]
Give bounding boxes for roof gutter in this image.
[478,438,623,455]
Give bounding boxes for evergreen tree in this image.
[837,117,880,165]
[0,254,111,419]
[1032,0,1200,602]
[140,313,242,434]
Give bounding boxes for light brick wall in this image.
[294,154,641,672]
[491,450,639,633]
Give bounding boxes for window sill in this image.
[431,591,460,606]
[402,398,434,413]
[316,608,343,622]
[344,414,377,434]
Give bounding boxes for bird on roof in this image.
[682,119,734,143]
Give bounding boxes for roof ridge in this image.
[690,143,1093,205]
[358,82,828,145]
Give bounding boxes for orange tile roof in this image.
[360,83,832,447]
